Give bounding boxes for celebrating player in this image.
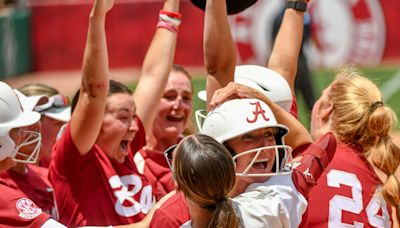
[0,81,66,227]
[17,83,71,168]
[150,0,309,226]
[305,69,400,227]
[1,89,60,219]
[48,0,181,226]
[134,64,194,201]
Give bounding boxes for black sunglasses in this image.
[164,144,177,175]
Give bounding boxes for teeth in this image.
[256,158,269,163]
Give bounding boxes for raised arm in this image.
[134,0,180,134]
[204,0,236,110]
[71,0,113,155]
[268,2,307,94]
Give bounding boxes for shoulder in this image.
[0,182,50,227]
[27,164,49,178]
[151,192,190,228]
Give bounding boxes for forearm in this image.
[140,0,179,76]
[71,0,112,155]
[204,0,236,106]
[82,12,110,98]
[259,93,312,148]
[134,0,180,133]
[268,7,305,92]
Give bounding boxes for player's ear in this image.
[322,103,334,121]
[174,180,180,191]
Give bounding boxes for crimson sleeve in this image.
[291,132,337,198]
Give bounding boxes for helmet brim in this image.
[0,111,40,129]
[218,124,289,144]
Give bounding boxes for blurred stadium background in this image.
[1,0,399,131]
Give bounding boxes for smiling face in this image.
[227,127,277,184]
[152,71,193,143]
[97,93,139,163]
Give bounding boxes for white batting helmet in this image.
[200,98,292,176]
[197,65,292,112]
[234,65,292,112]
[0,82,42,163]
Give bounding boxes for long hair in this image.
[174,134,239,228]
[329,68,400,214]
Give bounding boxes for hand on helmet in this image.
[210,82,267,109]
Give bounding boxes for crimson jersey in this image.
[134,148,175,201]
[150,192,190,228]
[1,165,58,219]
[305,143,392,228]
[0,178,50,227]
[290,94,298,120]
[49,119,154,227]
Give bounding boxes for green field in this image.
[129,66,400,130]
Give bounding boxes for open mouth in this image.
[166,114,184,122]
[119,140,130,154]
[252,158,269,170]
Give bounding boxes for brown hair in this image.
[174,134,238,228]
[71,79,132,114]
[329,68,400,213]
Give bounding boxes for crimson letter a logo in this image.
[246,101,270,123]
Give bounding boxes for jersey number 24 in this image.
[327,170,390,228]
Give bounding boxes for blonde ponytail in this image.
[329,69,400,215]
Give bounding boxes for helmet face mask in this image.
[0,82,41,163]
[232,145,292,177]
[200,98,293,177]
[12,130,42,164]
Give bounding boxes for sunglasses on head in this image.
[164,144,177,175]
[35,94,69,113]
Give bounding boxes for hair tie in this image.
[370,101,384,112]
[216,197,227,204]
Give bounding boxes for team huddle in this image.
[1,0,399,227]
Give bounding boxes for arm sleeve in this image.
[51,123,89,178]
[291,132,337,198]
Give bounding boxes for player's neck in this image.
[186,198,212,228]
[229,177,250,197]
[10,163,28,175]
[147,133,179,153]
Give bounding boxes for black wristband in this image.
[286,1,307,12]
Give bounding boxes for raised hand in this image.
[91,0,114,17]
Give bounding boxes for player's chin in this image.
[237,175,269,185]
[250,175,270,184]
[114,149,129,164]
